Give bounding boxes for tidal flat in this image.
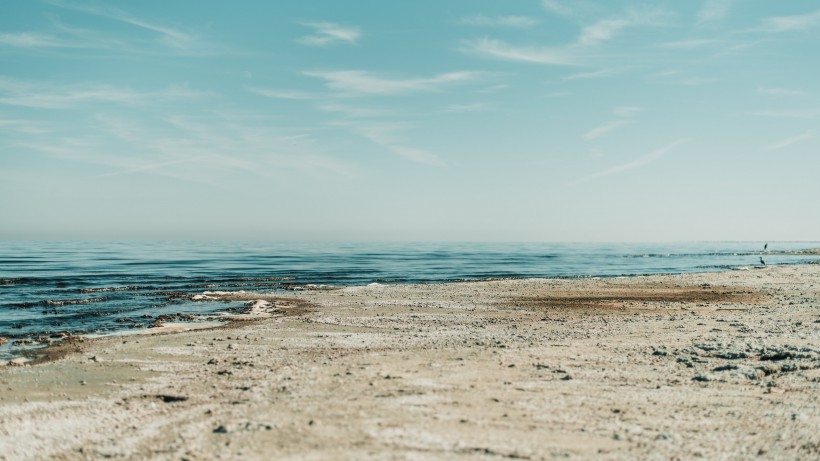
[2,265,819,460]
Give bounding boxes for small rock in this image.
[712,364,738,372]
[156,394,189,403]
[213,425,228,434]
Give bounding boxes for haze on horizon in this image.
[1,0,819,242]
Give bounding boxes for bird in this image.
[760,257,766,266]
[764,243,768,251]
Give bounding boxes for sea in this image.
[2,240,819,360]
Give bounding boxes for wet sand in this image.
[1,265,819,460]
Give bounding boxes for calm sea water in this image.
[2,240,819,359]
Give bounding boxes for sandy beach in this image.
[1,265,819,460]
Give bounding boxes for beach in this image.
[1,264,819,460]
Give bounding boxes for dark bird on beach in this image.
[760,257,766,266]
[764,243,768,251]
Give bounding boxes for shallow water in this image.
[1,240,818,359]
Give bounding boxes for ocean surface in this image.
[2,240,819,359]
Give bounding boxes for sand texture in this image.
[1,265,820,460]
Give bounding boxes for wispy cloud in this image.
[541,0,599,18]
[442,103,486,113]
[249,88,319,100]
[576,8,670,47]
[296,22,361,46]
[0,26,125,52]
[651,74,716,86]
[697,0,732,25]
[757,86,807,96]
[564,67,626,80]
[613,106,643,117]
[462,7,669,67]
[388,146,446,166]
[332,120,446,166]
[303,70,482,95]
[541,0,576,17]
[0,118,50,134]
[544,91,572,98]
[762,131,813,152]
[477,84,510,93]
[21,111,351,181]
[750,109,820,119]
[459,38,578,66]
[459,15,539,28]
[317,103,389,118]
[8,1,227,56]
[0,77,206,108]
[762,9,820,33]
[568,139,688,186]
[658,38,718,49]
[583,120,632,140]
[49,0,196,49]
[0,32,73,48]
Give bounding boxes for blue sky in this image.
[1,0,819,241]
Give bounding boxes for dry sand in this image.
[1,265,819,460]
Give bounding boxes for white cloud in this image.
[763,9,820,33]
[576,8,670,46]
[762,131,813,151]
[658,38,718,49]
[0,77,206,108]
[317,103,389,118]
[583,120,632,140]
[49,0,195,49]
[442,103,486,113]
[749,109,820,119]
[31,1,228,56]
[331,120,446,166]
[542,0,575,17]
[296,22,361,46]
[577,18,630,46]
[249,88,318,100]
[387,146,446,166]
[541,0,599,18]
[0,118,50,134]
[459,38,578,66]
[757,86,806,96]
[21,111,351,181]
[303,70,482,95]
[545,91,572,98]
[613,106,643,117]
[0,32,72,48]
[697,0,732,24]
[564,67,625,80]
[477,84,510,93]
[461,8,669,66]
[568,139,687,185]
[460,15,539,28]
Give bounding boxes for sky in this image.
[1,0,819,242]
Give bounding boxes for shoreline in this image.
[4,261,810,363]
[2,264,819,459]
